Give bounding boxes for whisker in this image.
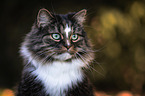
[78,47,98,53]
[74,53,89,73]
[92,60,105,72]
[41,52,56,64]
[80,49,92,58]
[81,49,105,72]
[94,46,106,53]
[26,50,50,65]
[88,65,105,77]
[85,64,94,76]
[25,41,60,65]
[76,51,105,77]
[76,52,87,64]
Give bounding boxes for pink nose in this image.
[62,45,74,52]
[64,39,71,49]
[66,44,71,49]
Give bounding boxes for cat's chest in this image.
[31,60,84,96]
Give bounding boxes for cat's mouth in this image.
[52,46,77,61]
[53,52,74,61]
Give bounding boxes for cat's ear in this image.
[72,9,87,24]
[37,8,54,27]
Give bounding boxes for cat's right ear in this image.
[72,9,87,25]
[37,8,54,27]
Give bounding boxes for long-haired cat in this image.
[17,8,95,96]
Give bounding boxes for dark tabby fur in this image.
[17,8,95,96]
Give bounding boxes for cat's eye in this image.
[71,34,78,41]
[51,33,61,40]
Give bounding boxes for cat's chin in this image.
[53,52,73,61]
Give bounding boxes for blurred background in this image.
[0,0,145,95]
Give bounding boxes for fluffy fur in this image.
[32,60,84,96]
[17,8,95,96]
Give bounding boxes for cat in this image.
[16,8,95,96]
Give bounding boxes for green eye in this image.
[71,34,78,40]
[51,33,61,40]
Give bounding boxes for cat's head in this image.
[21,8,94,66]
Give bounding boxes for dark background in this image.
[0,0,145,95]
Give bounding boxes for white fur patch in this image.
[53,52,72,60]
[64,24,71,38]
[32,60,84,96]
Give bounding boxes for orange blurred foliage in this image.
[1,89,14,96]
[95,91,111,96]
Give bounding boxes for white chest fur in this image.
[20,45,85,96]
[31,60,84,96]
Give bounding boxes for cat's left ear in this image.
[72,9,87,24]
[37,8,54,27]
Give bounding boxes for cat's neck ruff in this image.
[21,45,86,96]
[31,59,84,96]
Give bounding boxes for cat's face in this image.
[24,9,94,64]
[42,23,87,61]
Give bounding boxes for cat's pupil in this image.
[52,33,60,40]
[71,34,78,40]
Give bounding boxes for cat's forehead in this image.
[48,15,82,35]
[57,15,75,33]
[49,23,82,36]
[63,24,72,38]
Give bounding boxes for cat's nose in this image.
[63,45,74,53]
[65,44,71,50]
[64,39,71,49]
[66,45,71,49]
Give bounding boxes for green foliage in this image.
[87,1,145,94]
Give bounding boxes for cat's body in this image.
[17,8,95,96]
[17,62,94,96]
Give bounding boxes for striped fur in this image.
[17,8,95,96]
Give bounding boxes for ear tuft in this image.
[37,8,54,27]
[72,9,87,24]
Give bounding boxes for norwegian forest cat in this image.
[17,8,95,96]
